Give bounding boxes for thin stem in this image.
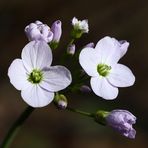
[66,106,94,118]
[69,38,75,45]
[1,106,35,148]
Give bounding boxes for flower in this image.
[79,36,135,100]
[71,17,89,38]
[72,17,89,33]
[51,20,62,43]
[25,20,53,43]
[8,41,72,107]
[106,110,136,139]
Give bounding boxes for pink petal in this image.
[90,76,119,100]
[79,47,101,77]
[95,36,126,65]
[107,64,135,87]
[8,59,30,90]
[40,66,72,92]
[21,84,54,107]
[21,41,52,72]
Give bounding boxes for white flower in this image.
[79,36,135,100]
[8,41,72,107]
[72,17,89,33]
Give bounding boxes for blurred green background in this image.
[0,0,148,147]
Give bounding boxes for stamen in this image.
[97,64,111,77]
[28,69,43,84]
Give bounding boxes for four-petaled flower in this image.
[8,41,72,107]
[79,36,135,100]
[72,17,89,33]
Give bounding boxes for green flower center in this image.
[28,69,43,84]
[97,64,111,77]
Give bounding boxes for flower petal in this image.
[40,66,72,92]
[107,64,135,87]
[21,41,52,72]
[95,36,125,65]
[21,84,54,107]
[72,17,78,25]
[126,128,136,139]
[79,47,100,77]
[118,40,129,58]
[90,76,118,100]
[8,59,30,90]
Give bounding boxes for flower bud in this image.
[71,17,89,39]
[95,109,136,139]
[67,44,76,55]
[106,110,136,139]
[58,100,67,109]
[80,85,91,93]
[25,20,53,43]
[84,42,95,48]
[51,20,62,43]
[54,94,67,109]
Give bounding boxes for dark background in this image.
[0,0,148,147]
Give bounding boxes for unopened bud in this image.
[67,44,76,55]
[54,94,67,109]
[50,20,62,49]
[58,100,67,109]
[80,85,91,93]
[94,109,136,139]
[51,20,62,43]
[106,110,136,139]
[25,20,53,43]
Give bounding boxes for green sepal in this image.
[49,41,59,50]
[94,110,110,125]
[71,28,83,39]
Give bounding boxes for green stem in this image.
[66,107,94,118]
[1,106,35,148]
[69,38,75,45]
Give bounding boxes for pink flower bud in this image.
[67,44,76,55]
[106,110,136,139]
[51,20,62,43]
[80,85,91,93]
[25,20,53,43]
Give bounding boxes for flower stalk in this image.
[1,106,34,148]
[66,107,94,118]
[1,104,93,148]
